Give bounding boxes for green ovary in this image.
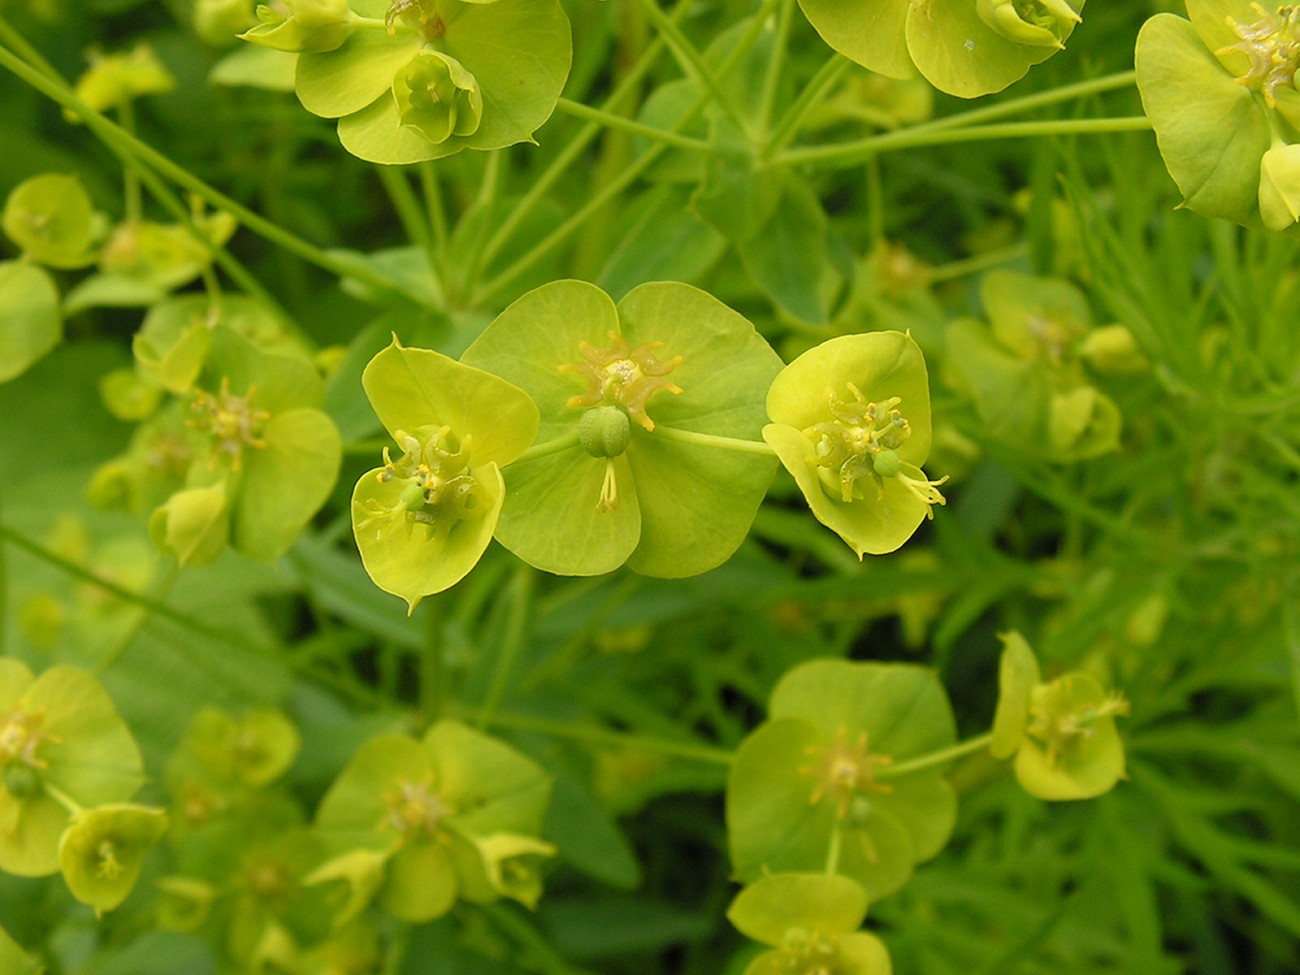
[1220,4,1300,106]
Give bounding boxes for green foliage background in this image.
[1,0,1299,973]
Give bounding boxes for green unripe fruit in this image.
[4,764,43,801]
[579,406,632,459]
[871,448,902,478]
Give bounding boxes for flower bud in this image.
[976,0,1080,50]
[239,0,358,54]
[1077,324,1149,375]
[393,50,484,144]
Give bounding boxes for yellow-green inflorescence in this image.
[189,377,270,471]
[800,726,894,821]
[560,331,685,513]
[560,331,683,433]
[360,425,492,538]
[381,776,454,841]
[1025,679,1131,770]
[803,384,947,514]
[1221,3,1300,106]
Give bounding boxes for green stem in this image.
[92,558,180,678]
[476,564,534,729]
[480,903,594,975]
[757,0,796,139]
[118,99,142,223]
[483,711,734,766]
[517,432,580,462]
[418,159,449,261]
[454,149,502,306]
[41,781,85,816]
[825,824,843,875]
[654,426,776,456]
[475,0,779,302]
[554,97,711,152]
[925,242,1032,283]
[0,39,418,306]
[879,733,993,779]
[630,0,751,139]
[774,116,1153,169]
[763,53,850,159]
[378,165,435,266]
[419,596,444,723]
[475,0,686,277]
[0,523,381,707]
[0,21,296,330]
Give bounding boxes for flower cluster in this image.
[0,661,166,914]
[242,0,573,163]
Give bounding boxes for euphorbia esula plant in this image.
[461,279,782,577]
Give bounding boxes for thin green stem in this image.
[0,39,419,305]
[654,426,776,456]
[419,597,444,724]
[0,20,296,330]
[480,903,594,975]
[476,3,776,303]
[925,242,1032,283]
[92,559,180,677]
[763,53,850,159]
[483,711,735,766]
[476,0,685,276]
[41,781,84,816]
[378,165,434,263]
[825,824,843,875]
[476,564,534,730]
[757,0,796,139]
[774,116,1153,169]
[630,0,751,139]
[0,523,382,707]
[879,733,993,779]
[555,97,711,152]
[118,99,142,223]
[418,159,449,260]
[454,149,502,305]
[517,432,580,462]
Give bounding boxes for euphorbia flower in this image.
[727,660,957,901]
[393,49,482,142]
[285,0,572,163]
[727,873,891,975]
[796,0,1085,98]
[313,721,552,921]
[148,326,341,565]
[460,280,782,577]
[239,0,360,53]
[350,339,539,610]
[991,632,1129,800]
[945,270,1124,461]
[1136,1,1300,229]
[59,803,169,914]
[764,331,946,558]
[0,661,145,876]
